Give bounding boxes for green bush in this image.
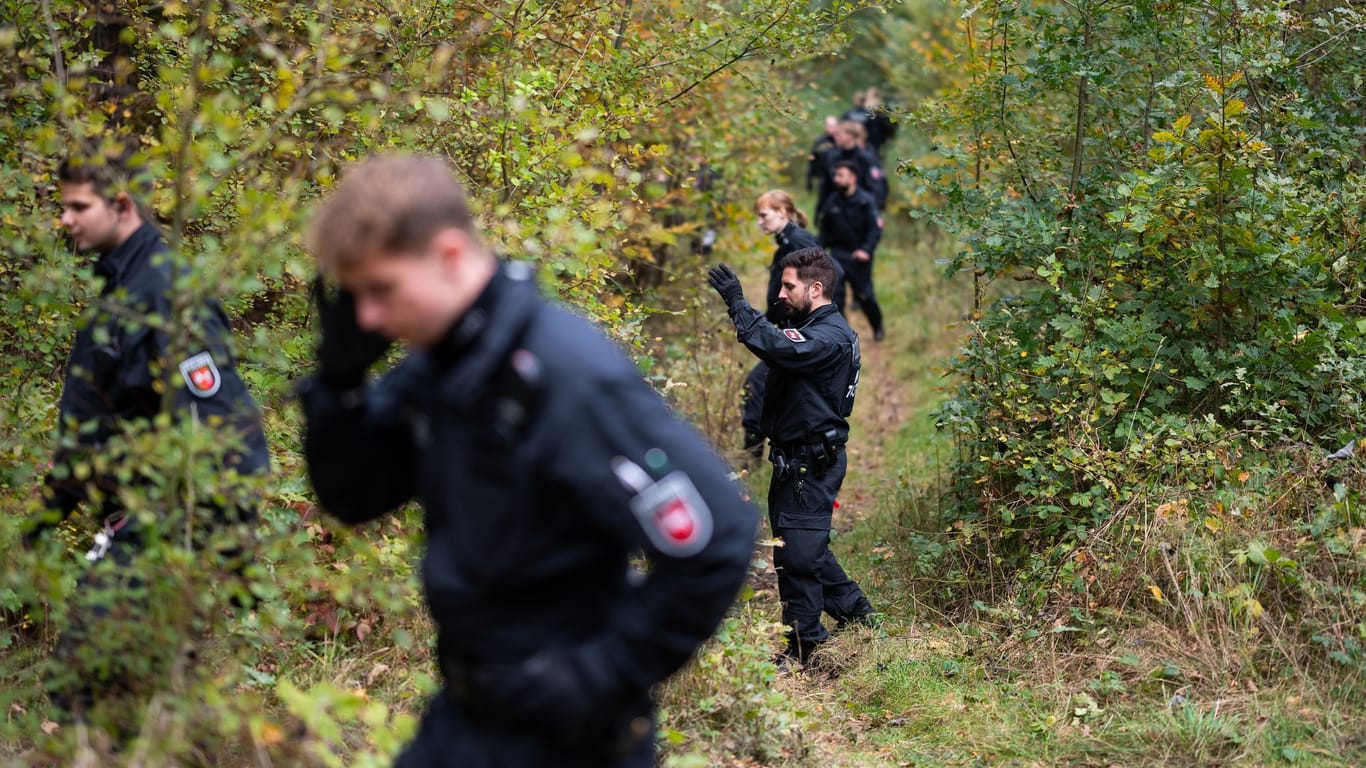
[908,0,1366,595]
[0,0,879,762]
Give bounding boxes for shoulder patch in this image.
[612,457,714,558]
[628,471,714,558]
[784,328,807,343]
[178,351,222,398]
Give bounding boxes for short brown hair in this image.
[58,140,149,204]
[309,154,478,271]
[780,247,837,295]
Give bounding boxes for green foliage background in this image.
[0,0,875,763]
[6,0,1366,763]
[903,0,1366,693]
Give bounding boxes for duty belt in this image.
[769,439,844,479]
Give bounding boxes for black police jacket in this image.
[869,112,897,153]
[49,223,269,516]
[818,187,883,257]
[764,222,823,324]
[864,145,890,209]
[299,263,756,734]
[806,132,836,192]
[817,145,879,210]
[724,300,860,447]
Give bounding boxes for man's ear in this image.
[431,228,471,271]
[810,280,825,300]
[112,192,133,215]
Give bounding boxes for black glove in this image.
[473,649,627,746]
[707,264,744,307]
[312,277,392,390]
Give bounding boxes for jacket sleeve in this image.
[727,299,846,373]
[297,366,417,525]
[546,375,757,701]
[109,309,171,423]
[859,197,883,254]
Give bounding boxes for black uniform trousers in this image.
[46,534,144,719]
[46,499,256,723]
[830,250,883,335]
[766,449,869,656]
[395,690,654,768]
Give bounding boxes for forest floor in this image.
[730,221,1366,768]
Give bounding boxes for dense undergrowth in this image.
[5,1,1366,766]
[0,1,873,764]
[900,0,1366,704]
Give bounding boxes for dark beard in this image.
[784,298,813,322]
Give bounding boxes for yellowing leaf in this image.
[1148,585,1165,603]
[259,722,284,746]
[1174,113,1192,134]
[1204,517,1223,533]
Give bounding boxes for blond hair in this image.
[308,154,478,272]
[754,189,807,229]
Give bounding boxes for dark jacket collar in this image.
[775,221,801,248]
[93,222,163,284]
[428,260,541,404]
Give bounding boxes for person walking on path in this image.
[818,160,886,341]
[709,248,875,667]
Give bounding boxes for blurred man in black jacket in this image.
[298,154,756,767]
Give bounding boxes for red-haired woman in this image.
[754,190,843,322]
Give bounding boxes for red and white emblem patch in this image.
[783,328,807,343]
[178,351,222,398]
[627,471,714,558]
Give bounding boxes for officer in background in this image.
[848,120,890,210]
[805,115,839,203]
[708,248,875,666]
[841,90,872,128]
[816,120,885,215]
[297,154,755,768]
[819,160,886,342]
[863,87,898,158]
[25,147,270,717]
[843,88,898,158]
